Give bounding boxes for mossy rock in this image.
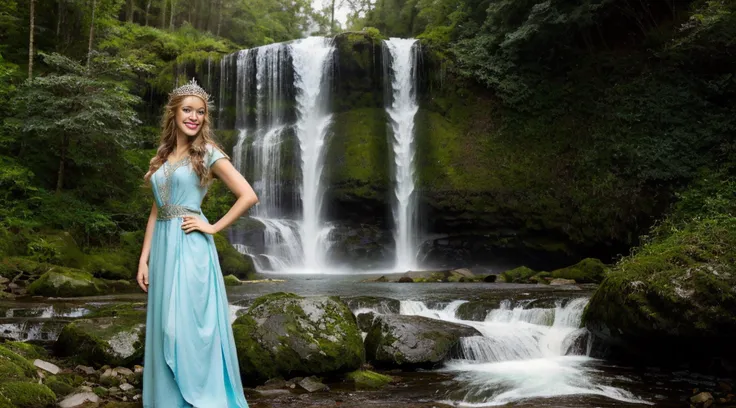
[500,266,538,283]
[551,258,607,283]
[27,267,107,297]
[0,345,37,381]
[44,373,84,397]
[583,217,736,369]
[1,341,48,360]
[0,381,56,408]
[529,271,552,284]
[213,233,256,280]
[223,274,241,286]
[55,304,146,367]
[83,249,137,280]
[0,257,53,280]
[232,292,364,385]
[346,369,392,390]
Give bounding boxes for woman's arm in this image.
[207,159,259,233]
[139,201,157,266]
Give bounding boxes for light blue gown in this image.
[143,144,249,408]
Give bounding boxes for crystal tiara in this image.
[169,78,211,104]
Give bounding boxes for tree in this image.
[27,0,34,80]
[13,53,141,193]
[87,0,97,70]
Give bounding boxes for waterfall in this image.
[290,37,336,271]
[224,37,335,273]
[384,38,420,272]
[387,298,649,406]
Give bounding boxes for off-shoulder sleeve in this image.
[206,144,228,168]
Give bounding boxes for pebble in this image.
[58,392,99,408]
[120,383,135,391]
[114,366,134,376]
[76,365,96,375]
[33,359,60,374]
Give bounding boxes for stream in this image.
[0,275,728,407]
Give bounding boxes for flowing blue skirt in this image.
[142,216,249,408]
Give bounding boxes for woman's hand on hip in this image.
[182,216,216,235]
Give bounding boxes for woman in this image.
[137,78,258,408]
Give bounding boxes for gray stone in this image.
[59,392,99,408]
[550,278,576,286]
[33,359,60,374]
[75,365,96,375]
[365,314,481,367]
[298,376,328,393]
[119,383,135,391]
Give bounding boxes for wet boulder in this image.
[343,296,400,314]
[232,292,364,385]
[54,304,146,367]
[364,315,481,368]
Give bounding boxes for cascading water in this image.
[349,298,650,407]
[290,37,336,271]
[384,38,420,272]
[225,37,335,273]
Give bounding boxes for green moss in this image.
[247,292,300,312]
[93,386,109,397]
[45,373,83,397]
[223,274,241,286]
[551,258,607,283]
[500,266,538,283]
[0,381,56,408]
[83,250,136,280]
[529,271,552,284]
[213,233,256,280]
[346,370,392,389]
[0,345,37,379]
[326,108,390,203]
[234,294,364,385]
[583,215,736,358]
[27,267,107,297]
[2,341,48,360]
[0,257,53,280]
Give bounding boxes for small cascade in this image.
[383,38,420,272]
[388,298,649,406]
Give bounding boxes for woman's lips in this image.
[184,122,199,130]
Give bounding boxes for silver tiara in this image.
[169,78,211,104]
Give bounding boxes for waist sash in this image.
[157,205,201,220]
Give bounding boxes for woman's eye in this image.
[198,111,205,115]
[183,108,190,113]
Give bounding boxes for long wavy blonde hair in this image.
[144,94,228,187]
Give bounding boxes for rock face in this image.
[364,315,481,368]
[583,218,736,371]
[232,293,364,385]
[55,305,146,367]
[550,258,607,283]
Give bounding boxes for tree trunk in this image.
[28,0,35,80]
[160,0,167,29]
[216,0,223,37]
[56,0,63,37]
[87,0,97,71]
[145,0,152,25]
[128,0,134,22]
[330,0,335,34]
[169,0,175,29]
[56,135,69,193]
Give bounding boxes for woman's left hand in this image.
[182,216,216,235]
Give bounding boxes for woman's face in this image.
[175,96,206,137]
